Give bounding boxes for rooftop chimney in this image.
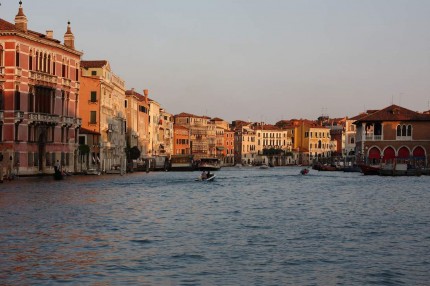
[46,30,53,39]
[143,89,149,104]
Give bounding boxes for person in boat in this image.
[206,171,212,179]
[201,171,207,180]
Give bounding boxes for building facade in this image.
[125,89,149,156]
[0,3,82,176]
[353,104,430,166]
[80,60,126,172]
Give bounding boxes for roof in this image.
[0,18,62,44]
[354,104,430,122]
[125,89,147,102]
[175,112,208,119]
[81,60,108,69]
[253,124,282,131]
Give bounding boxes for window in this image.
[90,91,97,103]
[125,100,128,108]
[91,70,97,76]
[90,111,97,124]
[396,124,412,139]
[0,89,4,110]
[0,45,3,66]
[16,48,20,67]
[15,89,20,111]
[29,52,33,70]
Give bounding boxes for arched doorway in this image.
[397,147,410,159]
[413,146,425,158]
[368,147,380,164]
[383,147,395,162]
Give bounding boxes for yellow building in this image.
[280,120,331,165]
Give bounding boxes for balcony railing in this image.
[396,135,412,141]
[61,116,75,126]
[74,118,82,126]
[15,111,24,122]
[28,113,60,124]
[62,78,71,87]
[29,70,58,84]
[15,67,22,77]
[365,134,382,141]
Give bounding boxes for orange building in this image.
[223,129,235,165]
[0,3,82,176]
[173,125,190,155]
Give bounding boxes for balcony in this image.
[61,116,75,126]
[62,78,71,87]
[365,134,382,141]
[28,113,60,125]
[15,67,22,77]
[396,135,412,141]
[29,70,58,84]
[15,111,24,122]
[75,118,82,126]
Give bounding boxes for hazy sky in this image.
[3,0,430,123]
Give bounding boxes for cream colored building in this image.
[159,109,174,156]
[253,123,293,165]
[234,124,256,165]
[124,89,150,156]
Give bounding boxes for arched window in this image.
[0,45,4,67]
[48,55,51,74]
[351,137,355,144]
[402,125,407,136]
[38,51,43,71]
[29,49,33,71]
[396,125,401,136]
[0,89,4,110]
[35,51,39,71]
[407,125,412,137]
[43,53,47,72]
[15,45,20,67]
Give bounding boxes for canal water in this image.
[1,167,429,285]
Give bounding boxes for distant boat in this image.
[300,168,309,175]
[195,174,216,182]
[259,164,269,169]
[359,164,380,175]
[198,158,221,171]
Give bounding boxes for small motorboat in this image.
[300,168,309,175]
[195,174,216,182]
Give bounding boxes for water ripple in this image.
[1,167,429,285]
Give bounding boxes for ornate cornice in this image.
[0,31,83,56]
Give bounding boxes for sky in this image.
[2,0,430,123]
